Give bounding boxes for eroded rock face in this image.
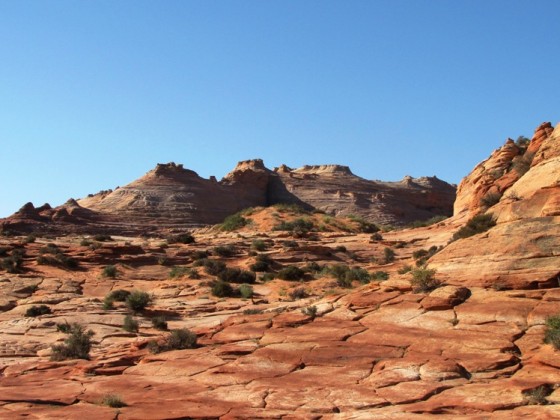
[1,160,456,235]
[431,121,560,290]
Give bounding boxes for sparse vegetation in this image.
[289,287,308,300]
[250,254,273,272]
[221,213,248,231]
[123,315,139,333]
[93,234,112,242]
[25,305,52,317]
[348,215,380,233]
[398,265,412,274]
[383,247,396,264]
[213,245,236,257]
[277,265,306,281]
[452,213,496,241]
[50,323,94,361]
[1,249,25,273]
[413,245,440,266]
[102,264,118,278]
[301,305,318,319]
[151,316,168,331]
[239,284,254,299]
[169,266,199,279]
[148,328,197,354]
[372,271,389,281]
[211,280,235,297]
[125,291,152,312]
[101,394,127,408]
[273,218,315,237]
[324,264,371,287]
[251,239,268,251]
[523,385,551,405]
[410,267,440,293]
[217,267,256,284]
[202,259,227,276]
[544,314,560,350]
[480,191,501,208]
[407,215,448,228]
[167,233,195,244]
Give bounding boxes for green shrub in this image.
[334,245,347,253]
[203,259,227,276]
[213,245,236,257]
[25,304,52,317]
[56,322,71,333]
[413,245,440,266]
[170,266,199,279]
[260,273,275,282]
[123,315,139,333]
[301,305,318,319]
[24,234,36,244]
[383,247,396,264]
[250,254,272,272]
[1,249,25,273]
[372,271,389,280]
[410,267,440,293]
[273,218,315,237]
[217,267,256,284]
[191,250,209,260]
[251,239,267,251]
[289,287,308,300]
[149,328,197,354]
[239,284,254,299]
[282,240,299,248]
[80,239,93,247]
[544,314,560,350]
[452,214,496,241]
[151,316,168,331]
[243,308,263,315]
[93,234,112,242]
[50,323,94,361]
[277,265,305,281]
[211,280,235,297]
[107,289,131,302]
[125,291,152,312]
[167,233,195,244]
[480,192,501,208]
[102,265,118,278]
[397,265,412,274]
[407,215,448,228]
[221,213,248,231]
[101,394,127,408]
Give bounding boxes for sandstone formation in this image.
[0,120,559,418]
[0,160,455,236]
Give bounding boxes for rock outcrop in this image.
[1,160,456,235]
[431,121,560,289]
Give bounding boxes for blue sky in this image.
[1,0,559,217]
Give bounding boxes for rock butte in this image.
[1,160,455,236]
[0,121,559,418]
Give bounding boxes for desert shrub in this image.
[217,268,256,284]
[221,213,248,231]
[260,273,275,282]
[282,240,299,248]
[1,249,25,273]
[273,203,309,214]
[80,239,93,247]
[370,232,383,241]
[452,214,496,241]
[239,284,254,299]
[56,322,72,333]
[24,234,36,244]
[480,192,501,208]
[277,265,305,281]
[544,314,560,350]
[251,239,268,251]
[37,251,78,270]
[147,328,197,354]
[93,234,112,242]
[250,254,272,272]
[410,267,440,293]
[123,315,139,333]
[101,394,127,408]
[273,218,315,237]
[515,135,531,149]
[408,215,448,228]
[191,250,209,260]
[413,245,440,266]
[383,247,396,264]
[108,289,131,302]
[511,153,534,176]
[151,316,168,331]
[25,304,51,317]
[0,247,9,257]
[213,245,236,257]
[211,280,235,297]
[167,233,195,244]
[301,305,318,318]
[372,271,389,281]
[243,308,263,315]
[334,245,347,253]
[347,267,371,284]
[289,287,308,300]
[125,291,152,312]
[102,265,118,278]
[203,259,226,276]
[398,265,412,274]
[169,266,199,279]
[304,262,322,273]
[50,323,94,361]
[523,385,551,405]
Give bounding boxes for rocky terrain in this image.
[0,121,559,419]
[0,160,455,236]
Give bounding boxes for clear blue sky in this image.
[1,1,559,217]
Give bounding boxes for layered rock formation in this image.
[431,121,560,289]
[0,160,455,235]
